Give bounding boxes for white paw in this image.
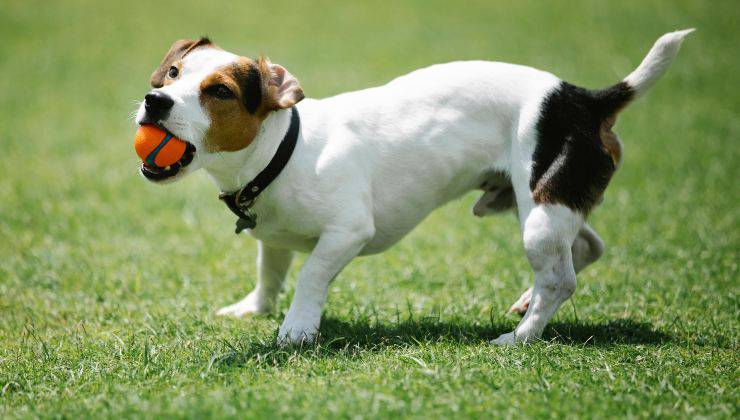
[491,331,518,346]
[277,314,320,346]
[507,287,532,316]
[216,291,272,318]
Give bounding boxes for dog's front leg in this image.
[278,225,373,346]
[217,241,294,317]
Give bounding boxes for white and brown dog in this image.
[134,30,692,345]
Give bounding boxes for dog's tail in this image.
[623,28,695,98]
[589,29,694,119]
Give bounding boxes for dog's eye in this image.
[204,84,235,100]
[167,66,179,78]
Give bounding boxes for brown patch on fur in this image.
[198,56,305,152]
[532,182,568,208]
[199,58,265,152]
[600,115,623,167]
[150,37,216,88]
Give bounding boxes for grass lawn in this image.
[1,0,738,418]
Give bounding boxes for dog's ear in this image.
[150,39,195,88]
[150,38,212,88]
[258,57,304,111]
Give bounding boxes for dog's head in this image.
[134,38,304,183]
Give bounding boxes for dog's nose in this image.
[144,90,174,119]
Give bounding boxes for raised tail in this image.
[589,29,694,119]
[623,28,695,98]
[529,30,694,213]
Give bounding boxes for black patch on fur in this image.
[530,81,633,213]
[240,64,263,114]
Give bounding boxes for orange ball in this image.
[134,125,187,168]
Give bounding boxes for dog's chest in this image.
[242,193,322,252]
[245,218,319,252]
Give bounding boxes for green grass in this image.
[1,0,738,418]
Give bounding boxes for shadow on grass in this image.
[319,316,672,347]
[205,316,673,371]
[542,319,672,345]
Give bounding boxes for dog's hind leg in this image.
[572,223,604,272]
[216,241,293,317]
[508,223,604,315]
[507,286,533,316]
[493,202,581,345]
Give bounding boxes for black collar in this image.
[219,107,300,233]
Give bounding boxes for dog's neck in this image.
[203,108,293,193]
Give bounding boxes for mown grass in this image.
[0,0,738,418]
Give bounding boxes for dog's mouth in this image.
[140,142,196,181]
[139,124,197,182]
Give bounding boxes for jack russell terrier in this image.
[134,30,693,345]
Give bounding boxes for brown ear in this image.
[260,58,304,110]
[149,38,212,87]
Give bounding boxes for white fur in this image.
[135,31,690,345]
[624,29,694,97]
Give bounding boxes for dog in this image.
[134,30,692,345]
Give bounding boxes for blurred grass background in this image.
[0,0,738,418]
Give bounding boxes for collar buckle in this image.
[235,189,256,211]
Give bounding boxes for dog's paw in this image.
[277,316,319,347]
[507,287,532,316]
[216,291,272,318]
[491,331,518,346]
